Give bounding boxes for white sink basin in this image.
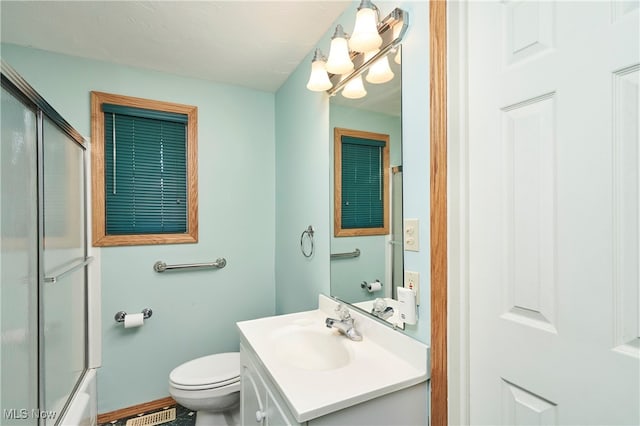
[237,294,430,422]
[271,323,352,371]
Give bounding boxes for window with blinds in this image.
[91,92,198,247]
[334,128,389,237]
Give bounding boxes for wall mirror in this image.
[329,46,404,328]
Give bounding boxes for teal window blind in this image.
[341,135,386,229]
[103,104,188,235]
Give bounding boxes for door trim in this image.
[430,1,448,425]
[445,0,471,423]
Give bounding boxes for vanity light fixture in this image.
[306,48,333,92]
[341,74,367,99]
[349,0,383,53]
[326,25,354,75]
[365,49,394,84]
[392,21,402,65]
[305,5,408,98]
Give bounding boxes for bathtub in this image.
[58,369,97,426]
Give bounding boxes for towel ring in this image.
[300,225,315,258]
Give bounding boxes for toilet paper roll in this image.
[124,313,144,328]
[366,281,382,293]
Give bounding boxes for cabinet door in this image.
[265,389,293,426]
[241,365,265,426]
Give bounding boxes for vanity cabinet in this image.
[240,342,298,425]
[238,296,430,425]
[240,340,428,426]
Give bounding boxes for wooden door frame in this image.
[430,1,448,425]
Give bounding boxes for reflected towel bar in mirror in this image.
[330,248,361,260]
[154,258,227,273]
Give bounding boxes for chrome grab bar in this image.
[330,248,361,260]
[44,256,94,284]
[153,258,227,273]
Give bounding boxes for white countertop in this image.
[237,294,430,422]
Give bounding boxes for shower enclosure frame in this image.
[1,60,92,426]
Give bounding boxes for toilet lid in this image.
[169,352,240,387]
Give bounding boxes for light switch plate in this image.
[404,270,420,301]
[404,218,419,251]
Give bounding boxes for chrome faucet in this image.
[371,298,394,320]
[325,304,363,341]
[372,306,394,320]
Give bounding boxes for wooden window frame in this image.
[334,127,390,237]
[90,91,198,247]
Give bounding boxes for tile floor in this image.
[99,404,195,426]
[99,404,240,426]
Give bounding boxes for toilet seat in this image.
[169,352,240,391]
[170,376,239,391]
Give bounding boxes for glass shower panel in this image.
[1,87,39,425]
[42,117,86,421]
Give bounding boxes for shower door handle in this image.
[44,256,94,284]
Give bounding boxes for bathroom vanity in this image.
[237,294,430,425]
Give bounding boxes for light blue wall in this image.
[1,44,277,412]
[329,104,401,303]
[274,0,430,343]
[274,48,331,314]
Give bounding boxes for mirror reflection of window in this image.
[334,128,390,237]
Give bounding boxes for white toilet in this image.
[168,352,241,426]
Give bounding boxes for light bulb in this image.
[391,20,403,65]
[341,75,367,99]
[326,25,354,75]
[306,49,332,92]
[349,1,382,53]
[394,48,401,65]
[366,51,394,84]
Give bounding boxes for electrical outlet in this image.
[404,218,419,251]
[404,270,420,301]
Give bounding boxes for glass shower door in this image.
[1,86,39,425]
[2,63,89,426]
[42,117,87,424]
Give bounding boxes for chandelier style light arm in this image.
[327,8,408,97]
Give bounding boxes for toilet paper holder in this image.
[114,308,153,323]
[361,280,382,290]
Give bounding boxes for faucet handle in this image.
[372,298,387,313]
[335,303,352,320]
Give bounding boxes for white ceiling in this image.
[0,0,351,92]
[1,0,402,117]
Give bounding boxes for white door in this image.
[467,1,639,424]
